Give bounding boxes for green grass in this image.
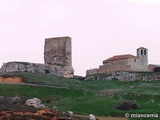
[0,84,91,101]
[2,72,92,89]
[0,72,160,118]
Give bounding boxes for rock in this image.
[52,106,59,112]
[25,98,46,109]
[0,96,22,110]
[89,114,96,120]
[67,111,74,116]
[0,96,21,105]
[116,101,138,110]
[38,104,46,109]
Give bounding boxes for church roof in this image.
[103,54,138,63]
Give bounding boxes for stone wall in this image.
[0,62,74,78]
[100,59,131,71]
[85,71,160,81]
[86,68,98,76]
[128,58,140,71]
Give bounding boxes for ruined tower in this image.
[44,36,72,66]
[0,36,74,78]
[44,36,74,78]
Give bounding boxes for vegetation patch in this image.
[0,72,160,119]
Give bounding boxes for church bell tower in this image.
[137,47,148,71]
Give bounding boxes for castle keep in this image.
[0,36,74,78]
[86,47,149,76]
[44,37,72,66]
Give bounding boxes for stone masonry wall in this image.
[0,62,74,78]
[44,37,72,66]
[85,71,160,81]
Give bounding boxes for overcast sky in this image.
[0,0,160,76]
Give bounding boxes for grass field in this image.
[0,72,160,119]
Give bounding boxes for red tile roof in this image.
[103,54,138,63]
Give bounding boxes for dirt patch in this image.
[0,109,56,120]
[0,76,23,83]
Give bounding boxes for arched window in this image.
[141,50,143,55]
[144,50,146,55]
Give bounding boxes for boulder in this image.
[67,111,74,117]
[52,106,59,112]
[89,114,96,120]
[0,96,20,105]
[116,101,138,110]
[25,98,46,109]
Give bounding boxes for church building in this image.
[86,47,148,75]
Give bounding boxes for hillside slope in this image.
[0,72,160,119]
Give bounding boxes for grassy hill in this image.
[0,72,160,119]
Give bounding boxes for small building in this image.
[148,64,160,72]
[86,47,148,76]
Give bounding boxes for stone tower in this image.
[137,47,148,71]
[44,36,72,66]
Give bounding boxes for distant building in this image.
[86,47,149,76]
[148,64,160,72]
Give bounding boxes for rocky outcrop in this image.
[89,114,96,120]
[0,96,21,109]
[0,62,74,78]
[85,71,160,81]
[25,98,46,109]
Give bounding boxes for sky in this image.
[0,0,160,76]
